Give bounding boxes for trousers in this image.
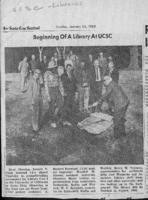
[31,100,42,131]
[60,93,75,121]
[94,81,103,99]
[113,104,129,139]
[77,85,90,110]
[21,75,28,92]
[48,87,63,123]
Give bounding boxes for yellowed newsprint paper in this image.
[1,0,148,199]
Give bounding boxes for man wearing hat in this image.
[44,59,64,128]
[96,76,130,139]
[28,69,43,135]
[61,63,77,125]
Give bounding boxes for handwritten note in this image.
[12,1,83,12]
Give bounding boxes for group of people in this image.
[18,49,130,140]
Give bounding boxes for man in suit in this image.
[93,59,102,100]
[28,69,43,136]
[87,54,96,104]
[40,55,48,74]
[18,56,29,92]
[75,61,90,112]
[97,76,130,139]
[29,54,38,75]
[69,50,76,65]
[44,60,64,128]
[39,55,48,83]
[61,64,77,125]
[108,59,119,83]
[98,52,108,79]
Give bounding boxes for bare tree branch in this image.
[38,47,44,62]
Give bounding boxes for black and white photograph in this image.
[5,46,143,165]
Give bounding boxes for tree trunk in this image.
[38,47,43,62]
[129,46,139,69]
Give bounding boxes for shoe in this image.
[51,122,57,128]
[63,121,72,126]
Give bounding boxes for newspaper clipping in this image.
[1,0,148,199]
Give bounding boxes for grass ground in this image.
[5,69,143,165]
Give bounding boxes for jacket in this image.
[44,70,62,88]
[29,76,42,104]
[61,72,77,95]
[75,68,89,87]
[18,61,29,77]
[101,81,130,111]
[39,60,48,74]
[98,57,108,78]
[29,60,38,72]
[108,67,119,83]
[87,60,96,84]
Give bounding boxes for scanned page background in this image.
[1,0,148,198]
